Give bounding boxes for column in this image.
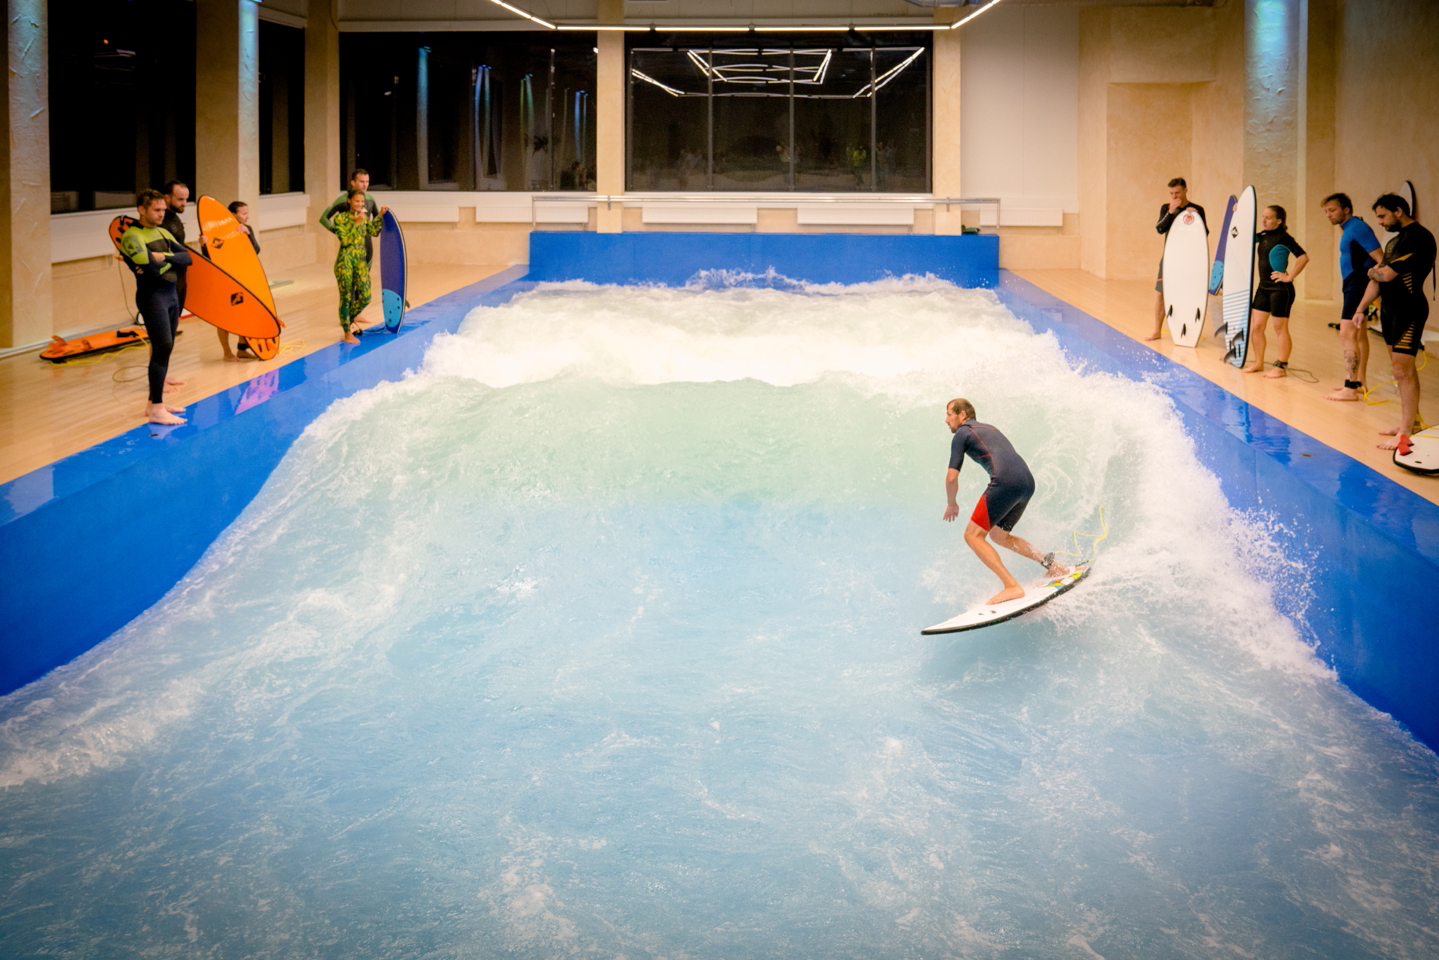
[932,10,963,235]
[0,0,53,350]
[594,0,625,232]
[196,0,260,206]
[306,0,341,261]
[1297,0,1336,301]
[1244,0,1301,227]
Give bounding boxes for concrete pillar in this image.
[0,0,53,349]
[196,0,260,206]
[932,11,963,235]
[594,0,625,232]
[305,0,341,261]
[1244,0,1301,228]
[1297,0,1336,301]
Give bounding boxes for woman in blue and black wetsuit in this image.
[120,189,192,424]
[1243,204,1310,379]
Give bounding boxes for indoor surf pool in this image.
[3,275,1439,959]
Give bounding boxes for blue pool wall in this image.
[1,232,1435,754]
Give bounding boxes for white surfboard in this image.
[920,564,1092,635]
[1394,427,1439,476]
[1164,207,1210,347]
[1222,186,1257,368]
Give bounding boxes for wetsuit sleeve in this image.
[1354,219,1381,255]
[1287,234,1307,258]
[367,196,380,219]
[319,195,347,234]
[249,229,261,255]
[1156,204,1177,235]
[120,229,169,278]
[1195,204,1208,233]
[948,431,967,473]
[165,240,193,267]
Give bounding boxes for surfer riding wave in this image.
[943,398,1069,604]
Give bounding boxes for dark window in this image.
[628,36,930,193]
[48,0,196,213]
[340,33,597,193]
[259,20,305,196]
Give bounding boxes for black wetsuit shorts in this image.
[971,473,1035,532]
[1251,285,1295,318]
[1381,308,1428,356]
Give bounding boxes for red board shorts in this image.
[971,474,1036,533]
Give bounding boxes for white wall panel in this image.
[961,5,1079,215]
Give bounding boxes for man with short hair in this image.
[161,180,191,312]
[1322,193,1384,401]
[320,169,380,264]
[943,398,1069,604]
[120,190,193,425]
[1148,177,1208,342]
[1349,194,1436,449]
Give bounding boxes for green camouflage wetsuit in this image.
[331,211,384,333]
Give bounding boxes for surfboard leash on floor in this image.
[1052,505,1109,565]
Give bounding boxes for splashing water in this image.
[2,279,1436,960]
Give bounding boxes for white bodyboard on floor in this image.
[1394,428,1439,476]
[1164,209,1210,347]
[921,565,1092,635]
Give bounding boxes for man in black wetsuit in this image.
[1350,193,1437,450]
[161,180,191,312]
[1149,177,1208,342]
[120,190,193,425]
[943,398,1069,604]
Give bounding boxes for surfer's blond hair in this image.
[948,398,976,420]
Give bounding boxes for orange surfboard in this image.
[197,196,277,314]
[109,216,281,341]
[40,326,153,362]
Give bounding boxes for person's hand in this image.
[1271,271,1289,283]
[1349,312,1367,329]
[943,504,959,522]
[1168,200,1181,213]
[380,206,390,215]
[152,250,168,261]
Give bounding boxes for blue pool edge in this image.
[1,234,1435,756]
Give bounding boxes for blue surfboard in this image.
[1209,194,1237,298]
[380,210,408,333]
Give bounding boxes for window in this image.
[628,36,930,193]
[259,20,305,195]
[48,0,196,213]
[340,33,597,192]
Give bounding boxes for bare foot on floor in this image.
[1143,330,1162,342]
[1378,435,1404,451]
[1241,363,1264,374]
[1324,387,1362,401]
[343,332,360,345]
[987,585,1026,604]
[146,405,186,425]
[164,404,186,414]
[166,376,185,386]
[1263,366,1288,379]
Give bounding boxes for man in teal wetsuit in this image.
[319,168,380,264]
[943,398,1069,604]
[120,189,193,425]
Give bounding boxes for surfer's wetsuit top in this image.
[1155,203,1208,292]
[949,422,1036,532]
[320,192,379,263]
[119,224,192,404]
[1377,221,1437,355]
[160,207,189,313]
[1339,215,1382,317]
[1251,228,1306,318]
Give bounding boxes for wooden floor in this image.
[0,260,507,486]
[1013,268,1439,506]
[3,263,1436,507]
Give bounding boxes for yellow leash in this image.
[1053,505,1109,564]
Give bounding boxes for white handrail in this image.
[529,193,999,229]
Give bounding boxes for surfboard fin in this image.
[1398,434,1414,455]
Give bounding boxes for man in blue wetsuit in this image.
[943,398,1069,604]
[1321,192,1384,401]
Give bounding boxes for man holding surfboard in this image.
[1349,194,1437,450]
[943,399,1069,604]
[121,190,193,426]
[1149,178,1207,342]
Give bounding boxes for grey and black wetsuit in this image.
[949,421,1036,532]
[120,224,192,404]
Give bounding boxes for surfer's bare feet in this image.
[1263,366,1287,379]
[1241,363,1264,374]
[1325,386,1362,401]
[1378,434,1404,451]
[164,403,186,414]
[988,584,1025,604]
[1046,561,1071,578]
[343,331,360,345]
[1378,426,1401,436]
[1143,329,1162,342]
[146,403,186,425]
[222,352,240,362]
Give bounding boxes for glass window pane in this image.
[628,49,709,190]
[875,47,929,192]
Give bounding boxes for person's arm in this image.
[1275,253,1308,284]
[1156,204,1178,235]
[165,238,193,267]
[365,215,385,237]
[1350,278,1382,327]
[944,468,960,522]
[318,195,345,234]
[120,231,172,277]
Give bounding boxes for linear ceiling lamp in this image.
[480,0,1003,33]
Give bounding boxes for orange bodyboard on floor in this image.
[40,327,152,362]
[109,216,281,340]
[197,196,278,316]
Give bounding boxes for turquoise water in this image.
[2,279,1437,959]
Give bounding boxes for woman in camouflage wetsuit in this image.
[332,189,388,343]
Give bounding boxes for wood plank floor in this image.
[0,260,508,486]
[1013,268,1439,506]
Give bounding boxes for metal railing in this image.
[530,193,1000,230]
